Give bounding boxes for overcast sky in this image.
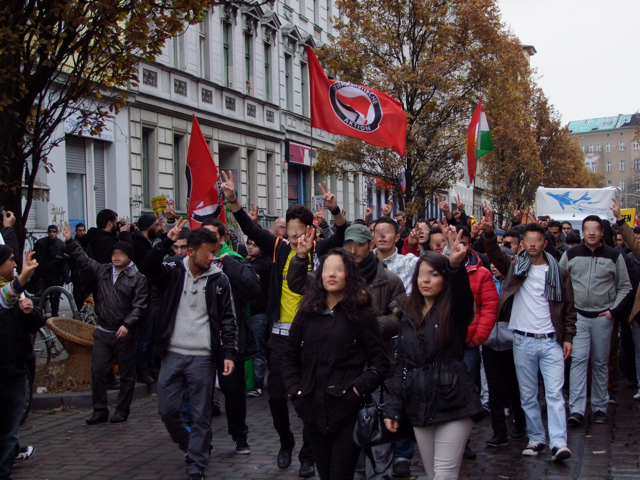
[496,0,640,125]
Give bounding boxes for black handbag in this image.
[352,384,413,447]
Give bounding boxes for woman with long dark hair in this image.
[384,229,483,480]
[282,248,390,480]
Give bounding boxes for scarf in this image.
[217,241,245,261]
[513,250,562,302]
[359,253,379,285]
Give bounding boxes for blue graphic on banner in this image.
[545,191,601,212]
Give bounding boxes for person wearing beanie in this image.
[74,223,86,243]
[131,213,161,386]
[32,224,68,317]
[0,246,44,479]
[63,222,148,425]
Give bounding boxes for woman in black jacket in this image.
[282,248,390,480]
[384,229,483,480]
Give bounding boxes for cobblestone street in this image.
[13,381,640,480]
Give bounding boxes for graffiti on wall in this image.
[50,204,67,232]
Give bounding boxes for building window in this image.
[172,35,184,70]
[621,179,626,191]
[589,144,594,153]
[245,33,253,95]
[173,134,185,210]
[199,20,210,79]
[313,0,319,24]
[636,178,640,192]
[264,43,271,102]
[635,140,639,151]
[267,153,276,213]
[592,162,596,173]
[285,53,293,111]
[142,129,152,207]
[620,140,626,151]
[606,142,611,152]
[635,158,640,170]
[301,61,309,117]
[620,159,625,172]
[608,180,613,186]
[223,22,232,87]
[299,0,305,16]
[327,0,332,33]
[580,145,585,152]
[607,161,611,172]
[597,143,602,152]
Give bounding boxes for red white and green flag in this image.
[465,98,494,187]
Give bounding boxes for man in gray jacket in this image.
[560,215,631,426]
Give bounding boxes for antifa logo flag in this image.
[186,114,226,229]
[307,45,407,156]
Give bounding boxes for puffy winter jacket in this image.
[465,250,499,347]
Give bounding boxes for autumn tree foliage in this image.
[0,0,258,245]
[314,0,523,218]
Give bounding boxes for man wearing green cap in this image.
[287,222,406,479]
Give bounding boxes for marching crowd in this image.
[2,178,640,480]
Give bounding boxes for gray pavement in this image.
[13,382,640,480]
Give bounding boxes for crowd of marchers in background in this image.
[2,184,639,480]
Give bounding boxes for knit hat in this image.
[137,214,157,231]
[75,223,86,230]
[47,224,58,232]
[344,224,372,244]
[0,244,14,266]
[111,241,134,260]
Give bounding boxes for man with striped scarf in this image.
[480,208,577,463]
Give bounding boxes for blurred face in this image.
[345,241,371,264]
[247,240,261,258]
[582,221,603,250]
[459,236,471,256]
[490,263,503,279]
[286,218,308,248]
[417,222,429,243]
[0,255,16,280]
[111,249,131,269]
[48,229,58,240]
[202,225,224,255]
[76,227,86,238]
[374,222,399,254]
[368,222,376,236]
[503,235,520,254]
[523,231,547,260]
[322,254,347,294]
[417,261,444,301]
[172,239,188,256]
[547,226,562,244]
[188,242,217,272]
[272,219,287,237]
[428,233,447,253]
[562,223,573,235]
[146,220,160,240]
[616,234,625,247]
[394,214,406,228]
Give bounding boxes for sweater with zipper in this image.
[559,242,631,319]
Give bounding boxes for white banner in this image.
[535,187,618,222]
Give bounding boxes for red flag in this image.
[307,45,407,156]
[186,114,226,229]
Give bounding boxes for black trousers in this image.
[92,328,136,415]
[307,421,360,480]
[216,349,249,443]
[267,333,314,464]
[482,346,526,437]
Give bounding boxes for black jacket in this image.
[139,237,238,361]
[248,254,272,315]
[385,264,484,427]
[0,299,45,376]
[232,207,347,324]
[218,253,260,362]
[80,228,133,264]
[282,303,389,433]
[66,240,148,331]
[133,230,154,265]
[33,237,68,282]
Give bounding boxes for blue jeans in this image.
[463,346,480,381]
[0,372,27,479]
[250,313,268,390]
[569,313,614,415]
[512,333,567,448]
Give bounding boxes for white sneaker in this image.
[247,388,262,397]
[522,441,545,456]
[14,446,35,464]
[634,391,640,402]
[551,445,571,462]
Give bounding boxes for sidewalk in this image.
[14,384,640,479]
